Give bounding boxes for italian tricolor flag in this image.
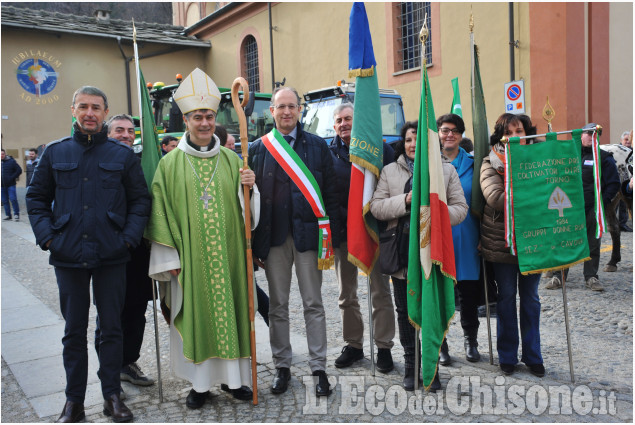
[407,54,457,390]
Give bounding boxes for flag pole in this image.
[470,13,476,123]
[542,96,555,133]
[560,269,575,383]
[231,77,258,405]
[412,16,430,393]
[133,20,163,403]
[367,275,375,376]
[470,11,493,366]
[481,259,494,365]
[500,124,602,143]
[150,280,163,402]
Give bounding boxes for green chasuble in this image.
[145,145,251,364]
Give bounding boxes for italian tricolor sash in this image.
[590,130,606,238]
[261,128,334,270]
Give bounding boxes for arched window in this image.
[242,35,260,92]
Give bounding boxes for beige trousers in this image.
[265,235,327,372]
[334,243,395,351]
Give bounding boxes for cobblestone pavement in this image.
[1,192,633,422]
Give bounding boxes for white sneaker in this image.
[585,277,604,292]
[544,276,562,290]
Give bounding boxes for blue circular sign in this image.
[16,59,58,96]
[507,84,521,101]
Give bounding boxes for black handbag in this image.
[378,179,412,275]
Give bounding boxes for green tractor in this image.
[134,75,274,155]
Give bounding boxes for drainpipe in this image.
[508,2,515,81]
[269,3,276,91]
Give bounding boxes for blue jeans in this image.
[1,185,19,217]
[493,262,543,366]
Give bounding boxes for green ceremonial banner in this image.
[508,132,590,274]
[350,73,383,176]
[470,44,489,218]
[138,69,162,191]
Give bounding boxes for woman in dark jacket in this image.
[479,113,545,378]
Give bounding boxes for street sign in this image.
[504,80,525,114]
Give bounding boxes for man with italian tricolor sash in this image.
[249,86,340,397]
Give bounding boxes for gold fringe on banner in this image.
[348,65,375,79]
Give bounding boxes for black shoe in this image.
[334,345,364,368]
[402,367,422,391]
[620,224,633,232]
[271,367,291,394]
[527,363,545,378]
[3,216,12,221]
[313,370,332,397]
[464,334,481,362]
[428,372,441,392]
[121,362,155,386]
[376,348,394,373]
[439,338,452,366]
[220,384,253,401]
[56,400,85,423]
[103,393,133,422]
[500,363,515,375]
[185,389,209,409]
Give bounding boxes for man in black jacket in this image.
[329,104,396,373]
[249,87,339,397]
[91,114,155,390]
[25,148,39,187]
[1,148,22,221]
[546,123,620,292]
[26,86,151,423]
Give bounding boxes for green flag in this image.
[347,2,383,274]
[506,132,590,274]
[406,47,456,391]
[138,69,161,191]
[470,43,489,218]
[450,77,462,117]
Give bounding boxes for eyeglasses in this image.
[439,127,462,135]
[273,104,299,110]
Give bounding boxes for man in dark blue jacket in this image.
[249,87,339,397]
[1,148,22,221]
[547,123,620,292]
[329,104,396,373]
[26,86,151,423]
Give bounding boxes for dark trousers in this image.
[555,209,601,281]
[256,282,270,327]
[456,280,480,335]
[392,277,418,368]
[493,262,542,365]
[95,298,148,367]
[55,264,126,403]
[618,200,629,227]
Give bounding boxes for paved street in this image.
[1,190,633,422]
